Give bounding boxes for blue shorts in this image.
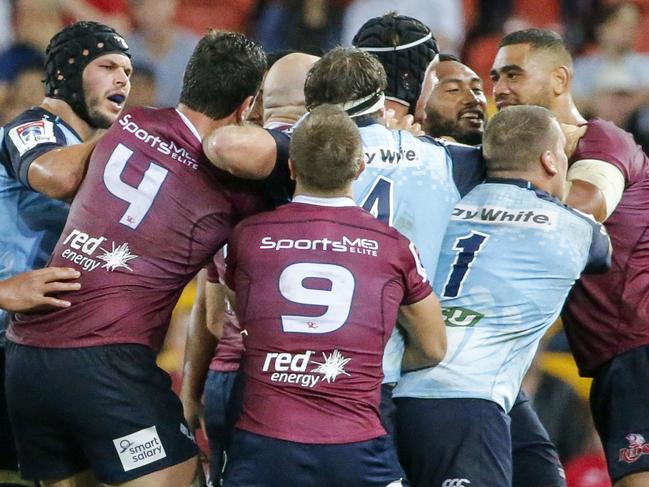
[380,382,397,439]
[203,370,242,485]
[510,391,566,487]
[223,429,408,487]
[590,345,649,482]
[395,397,511,487]
[5,342,197,484]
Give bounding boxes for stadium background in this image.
[3,1,648,485]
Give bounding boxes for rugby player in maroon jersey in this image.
[491,28,649,487]
[4,31,268,487]
[221,105,446,486]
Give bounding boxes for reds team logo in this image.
[619,434,649,463]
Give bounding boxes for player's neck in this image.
[176,103,235,139]
[551,95,587,125]
[294,182,354,200]
[264,106,304,126]
[40,98,96,141]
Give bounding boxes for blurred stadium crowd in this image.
[2,1,648,485]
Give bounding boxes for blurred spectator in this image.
[126,63,158,108]
[0,0,11,51]
[625,103,649,154]
[342,0,464,53]
[256,0,349,54]
[587,67,642,127]
[573,2,649,110]
[12,0,64,51]
[564,433,612,487]
[522,349,592,464]
[0,54,46,124]
[127,0,199,107]
[58,0,132,34]
[176,0,256,35]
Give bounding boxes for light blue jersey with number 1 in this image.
[393,179,611,411]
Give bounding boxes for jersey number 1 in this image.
[103,143,168,229]
[442,231,489,298]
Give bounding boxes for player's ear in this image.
[236,95,255,125]
[354,158,366,180]
[540,150,558,176]
[551,66,570,96]
[288,159,297,181]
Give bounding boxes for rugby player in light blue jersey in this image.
[393,105,611,487]
[0,21,131,483]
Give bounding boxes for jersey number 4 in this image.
[279,262,355,334]
[361,176,393,225]
[103,143,168,229]
[442,231,489,298]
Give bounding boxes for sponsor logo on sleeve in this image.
[452,205,557,228]
[60,228,138,272]
[113,426,166,472]
[619,434,649,463]
[262,349,351,388]
[8,120,57,156]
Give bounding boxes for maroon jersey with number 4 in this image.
[7,107,266,351]
[225,195,432,444]
[563,119,649,376]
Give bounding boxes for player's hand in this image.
[0,267,81,312]
[385,109,425,136]
[561,123,588,158]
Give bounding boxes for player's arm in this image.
[27,140,98,200]
[399,293,447,371]
[0,267,81,312]
[564,157,625,223]
[202,125,280,179]
[180,269,217,433]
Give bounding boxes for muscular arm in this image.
[27,140,97,200]
[565,180,607,223]
[399,293,447,371]
[202,125,278,179]
[0,267,81,312]
[180,270,218,432]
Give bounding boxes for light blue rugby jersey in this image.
[0,108,80,332]
[393,179,611,411]
[352,118,484,382]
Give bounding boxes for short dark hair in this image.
[180,30,266,119]
[499,29,572,68]
[289,105,362,191]
[439,53,461,63]
[304,47,387,109]
[483,105,558,175]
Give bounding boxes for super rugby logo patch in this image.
[619,434,649,464]
[8,120,57,156]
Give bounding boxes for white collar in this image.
[175,108,202,143]
[292,194,356,207]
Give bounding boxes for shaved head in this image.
[263,52,319,124]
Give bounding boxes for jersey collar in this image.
[292,194,356,207]
[484,177,537,190]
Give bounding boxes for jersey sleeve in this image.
[446,143,486,197]
[400,239,433,305]
[3,117,70,189]
[572,120,647,186]
[262,128,294,206]
[584,220,612,275]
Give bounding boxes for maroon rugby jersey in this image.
[7,107,266,351]
[563,119,649,376]
[225,195,432,444]
[206,254,243,372]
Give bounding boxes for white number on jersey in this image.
[103,143,168,229]
[279,262,355,333]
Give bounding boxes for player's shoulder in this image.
[528,184,601,229]
[578,118,638,154]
